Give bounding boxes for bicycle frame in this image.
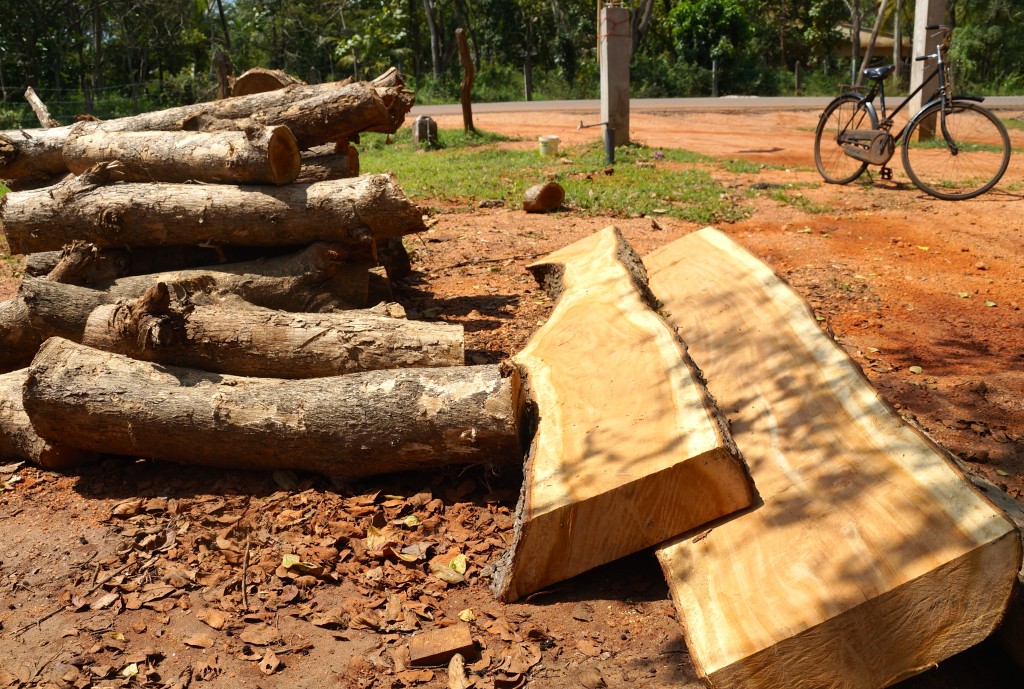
[846,31,963,153]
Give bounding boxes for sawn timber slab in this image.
[647,227,1022,689]
[490,226,753,602]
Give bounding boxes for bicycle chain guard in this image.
[840,129,896,166]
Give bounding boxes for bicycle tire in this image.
[814,94,878,185]
[901,100,1010,200]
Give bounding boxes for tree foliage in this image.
[0,0,1019,127]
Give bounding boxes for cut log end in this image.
[231,68,306,97]
[268,125,302,185]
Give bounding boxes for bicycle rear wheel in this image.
[814,94,878,185]
[901,100,1010,200]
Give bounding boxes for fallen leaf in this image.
[571,602,594,622]
[259,650,281,675]
[183,634,215,649]
[578,666,607,689]
[996,469,1010,477]
[576,638,601,657]
[985,300,997,307]
[957,292,971,299]
[121,663,138,679]
[448,654,474,689]
[908,366,923,374]
[198,609,227,630]
[449,554,467,575]
[90,591,120,610]
[111,499,143,517]
[458,608,475,623]
[240,623,281,646]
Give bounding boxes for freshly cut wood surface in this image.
[62,124,301,185]
[81,283,465,377]
[0,368,93,469]
[0,172,425,254]
[648,228,1022,689]
[23,338,521,479]
[490,226,752,602]
[231,67,308,97]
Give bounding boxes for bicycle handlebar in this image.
[926,24,951,32]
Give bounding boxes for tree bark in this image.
[231,67,308,97]
[1,72,411,184]
[62,123,301,185]
[0,243,373,371]
[33,243,297,286]
[0,125,76,187]
[456,28,475,133]
[0,368,94,469]
[491,227,752,602]
[24,338,522,479]
[80,282,464,378]
[1,172,425,255]
[24,86,59,128]
[295,145,360,183]
[649,228,1021,689]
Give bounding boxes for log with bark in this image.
[0,243,372,371]
[0,368,94,469]
[35,242,297,286]
[80,282,464,377]
[1,172,425,254]
[647,228,1022,689]
[62,124,301,185]
[25,87,59,128]
[23,338,523,478]
[295,143,360,183]
[490,226,753,602]
[0,125,76,187]
[1,69,411,185]
[231,67,309,97]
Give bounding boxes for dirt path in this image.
[2,107,1024,689]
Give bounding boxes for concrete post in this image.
[909,0,946,113]
[599,4,630,147]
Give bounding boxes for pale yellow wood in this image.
[648,227,1021,689]
[491,226,753,602]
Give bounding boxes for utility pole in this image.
[909,0,946,113]
[599,2,631,147]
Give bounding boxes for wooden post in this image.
[910,0,946,114]
[599,5,630,146]
[456,28,475,133]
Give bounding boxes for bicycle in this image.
[814,24,1011,200]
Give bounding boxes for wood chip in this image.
[408,623,475,667]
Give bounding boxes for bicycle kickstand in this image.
[880,166,894,181]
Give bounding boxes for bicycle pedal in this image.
[880,166,894,181]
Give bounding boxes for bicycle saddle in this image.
[862,64,895,81]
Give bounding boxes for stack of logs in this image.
[0,68,523,479]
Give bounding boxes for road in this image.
[412,95,1024,117]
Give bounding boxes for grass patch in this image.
[0,181,8,197]
[749,186,832,214]
[1003,118,1024,131]
[360,129,745,224]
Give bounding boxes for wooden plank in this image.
[648,227,1022,689]
[490,226,753,602]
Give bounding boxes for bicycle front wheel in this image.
[814,94,878,185]
[901,100,1011,200]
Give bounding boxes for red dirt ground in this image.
[2,107,1023,689]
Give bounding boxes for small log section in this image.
[490,226,753,602]
[647,228,1022,689]
[0,368,93,469]
[0,125,75,187]
[25,87,59,128]
[62,124,301,185]
[23,338,522,480]
[0,244,372,371]
[1,172,425,254]
[231,67,308,97]
[80,283,465,378]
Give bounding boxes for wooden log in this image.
[0,368,94,469]
[0,243,371,371]
[490,226,752,602]
[1,71,410,184]
[80,282,464,377]
[647,228,1022,689]
[25,87,59,128]
[33,243,297,285]
[0,125,76,187]
[1,172,425,255]
[231,67,308,97]
[23,338,522,478]
[62,124,301,185]
[294,145,360,183]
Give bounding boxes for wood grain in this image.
[648,227,1021,689]
[491,226,753,602]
